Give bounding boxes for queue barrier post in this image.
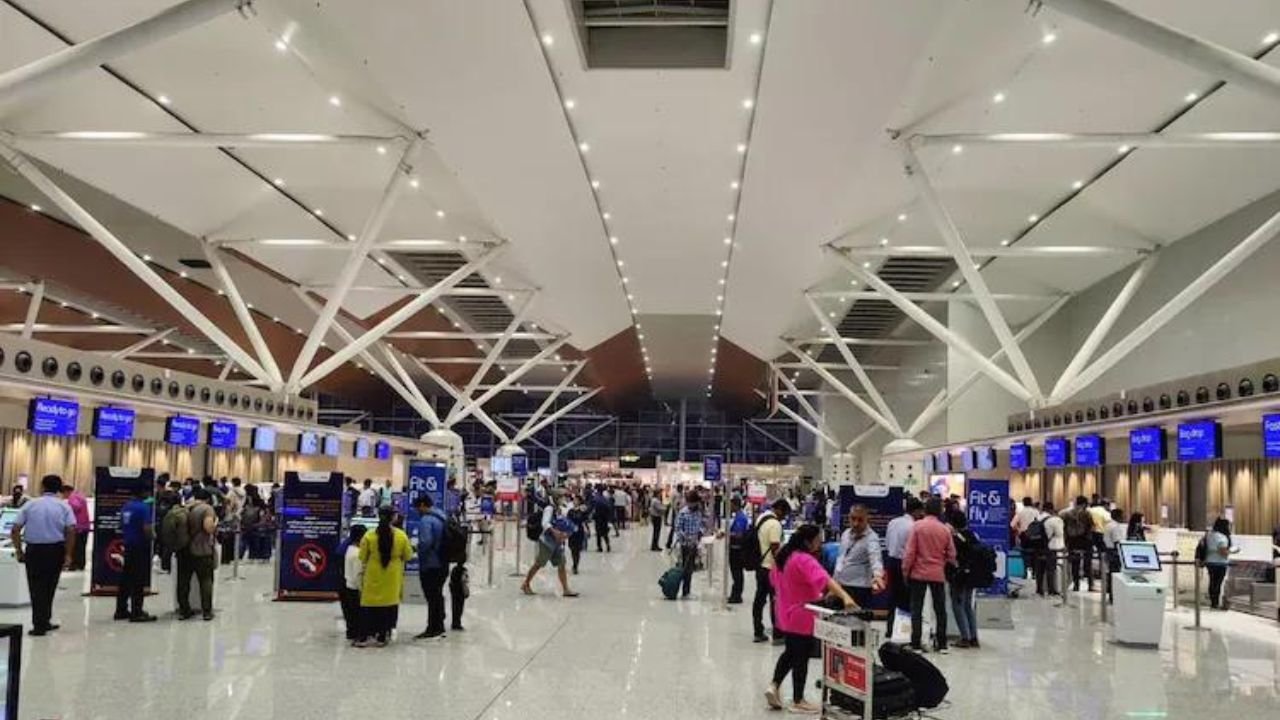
[1169,551,1180,608]
[1193,560,1203,629]
[1099,547,1108,624]
[486,527,496,588]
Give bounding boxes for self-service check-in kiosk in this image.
[0,510,30,608]
[1112,541,1165,646]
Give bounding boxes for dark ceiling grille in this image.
[819,257,954,363]
[581,0,730,25]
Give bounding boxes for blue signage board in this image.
[975,446,996,471]
[511,453,528,477]
[297,431,319,455]
[375,440,391,460]
[252,426,276,452]
[1044,437,1070,467]
[322,435,340,457]
[1263,414,1280,458]
[1129,426,1166,464]
[1074,435,1105,467]
[208,421,238,449]
[28,397,79,436]
[405,460,448,575]
[93,406,135,441]
[1177,420,1221,462]
[967,478,1010,597]
[1009,443,1030,470]
[165,415,200,446]
[276,470,343,600]
[933,451,951,473]
[703,454,723,484]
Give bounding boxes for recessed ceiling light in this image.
[493,276,502,284]
[638,334,645,340]
[347,234,357,241]
[1184,92,1198,103]
[862,261,871,269]
[850,279,858,286]
[727,213,735,222]
[992,92,1006,104]
[328,95,341,107]
[1117,145,1131,154]
[610,236,618,245]
[721,260,728,268]
[879,237,889,246]
[897,213,907,222]
[564,98,576,109]
[627,294,634,301]
[951,144,964,154]
[376,257,387,265]
[828,312,835,318]
[617,260,624,267]
[179,271,188,278]
[541,33,554,46]
[1028,214,1039,223]
[275,39,288,52]
[622,277,629,284]
[952,280,961,287]
[436,209,445,218]
[723,237,732,245]
[409,178,420,189]
[157,94,171,106]
[742,98,754,109]
[602,212,611,220]
[30,204,41,212]
[749,32,763,45]
[1042,31,1057,45]
[737,143,747,153]
[1265,31,1280,44]
[272,316,279,322]
[272,178,284,186]
[716,295,723,302]
[718,278,725,285]
[591,179,600,189]
[313,208,323,216]
[999,239,1010,246]
[142,254,152,261]
[578,141,590,153]
[376,145,387,155]
[1072,180,1085,190]
[458,235,467,242]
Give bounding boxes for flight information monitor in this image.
[28,397,79,436]
[165,416,200,446]
[1074,435,1105,467]
[1009,443,1030,470]
[1177,420,1221,461]
[252,427,276,452]
[1129,426,1166,464]
[933,451,951,473]
[207,421,238,449]
[1118,541,1162,572]
[297,432,319,456]
[1263,414,1280,458]
[323,435,340,457]
[1044,437,1070,467]
[93,407,135,441]
[354,438,370,459]
[375,441,391,461]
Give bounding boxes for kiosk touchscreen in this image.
[0,511,30,608]
[1112,541,1165,646]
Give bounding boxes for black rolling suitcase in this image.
[829,666,917,718]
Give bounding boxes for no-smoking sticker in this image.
[292,543,327,580]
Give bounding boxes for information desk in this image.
[0,511,29,609]
[1112,541,1166,647]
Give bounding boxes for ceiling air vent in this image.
[575,1,730,69]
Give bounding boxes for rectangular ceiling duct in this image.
[574,0,731,69]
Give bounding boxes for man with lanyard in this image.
[835,505,886,608]
[412,495,449,640]
[10,475,75,636]
[115,484,158,623]
[884,497,924,636]
[726,496,750,603]
[675,491,718,599]
[752,498,790,643]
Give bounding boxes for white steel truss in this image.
[412,357,512,444]
[802,293,903,436]
[513,388,604,445]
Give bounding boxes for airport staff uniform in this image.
[13,492,75,635]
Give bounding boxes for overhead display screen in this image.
[1009,443,1030,470]
[1044,437,1070,467]
[375,440,391,461]
[28,397,80,436]
[252,426,276,452]
[1177,420,1221,462]
[166,415,200,446]
[933,451,951,473]
[93,406,135,441]
[323,435,340,457]
[975,446,996,471]
[1074,435,1105,467]
[959,449,976,472]
[354,438,370,459]
[207,421,238,449]
[1129,426,1166,464]
[923,453,935,474]
[1263,414,1280,458]
[297,431,319,455]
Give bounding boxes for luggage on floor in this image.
[828,666,917,719]
[878,642,949,709]
[658,566,682,600]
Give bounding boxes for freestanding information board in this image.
[403,460,448,601]
[275,471,343,601]
[90,466,154,596]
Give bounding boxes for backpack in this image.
[964,539,997,588]
[741,514,776,572]
[1194,534,1207,563]
[1020,518,1047,549]
[1063,508,1091,539]
[442,516,469,564]
[879,643,948,709]
[160,504,191,551]
[526,504,544,541]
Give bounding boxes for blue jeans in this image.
[950,583,977,642]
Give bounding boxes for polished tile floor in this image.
[3,527,1279,719]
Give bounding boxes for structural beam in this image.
[214,238,497,253]
[417,357,578,366]
[912,131,1280,148]
[1039,0,1280,101]
[756,390,841,451]
[202,243,283,388]
[832,244,1145,259]
[2,323,152,334]
[784,336,933,348]
[413,358,510,444]
[773,362,899,372]
[130,352,224,360]
[7,131,402,148]
[287,136,423,392]
[772,367,829,433]
[804,293,902,435]
[0,143,272,383]
[1057,205,1280,401]
[782,340,902,437]
[19,282,44,339]
[845,424,880,452]
[1049,254,1158,402]
[110,327,175,358]
[828,245,1034,404]
[297,242,506,389]
[557,418,616,452]
[217,361,235,381]
[747,420,799,455]
[448,338,570,425]
[515,388,603,443]
[449,293,536,420]
[807,290,1062,302]
[0,0,245,107]
[517,363,586,438]
[302,285,535,297]
[387,330,551,341]
[902,143,1042,401]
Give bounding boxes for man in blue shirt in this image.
[10,475,75,636]
[115,484,157,622]
[412,496,449,640]
[727,496,750,603]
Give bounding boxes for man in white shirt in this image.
[357,479,378,517]
[1039,501,1065,596]
[1011,497,1039,543]
[1102,508,1127,603]
[884,497,924,636]
[613,487,630,533]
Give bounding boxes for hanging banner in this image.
[276,470,343,601]
[405,460,448,577]
[90,466,154,595]
[703,455,723,485]
[966,478,1009,597]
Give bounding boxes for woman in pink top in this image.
[765,524,856,714]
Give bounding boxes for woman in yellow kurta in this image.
[356,506,413,647]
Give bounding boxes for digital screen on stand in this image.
[165,415,200,446]
[512,453,528,477]
[1177,420,1221,462]
[1074,435,1105,466]
[1044,437,1070,467]
[207,421,238,449]
[1129,426,1166,464]
[1118,541,1162,572]
[1263,414,1280,458]
[28,397,79,436]
[93,406,135,441]
[975,446,996,471]
[1009,443,1030,470]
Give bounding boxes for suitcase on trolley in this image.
[829,667,917,719]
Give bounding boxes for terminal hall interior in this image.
[1,1,1280,719]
